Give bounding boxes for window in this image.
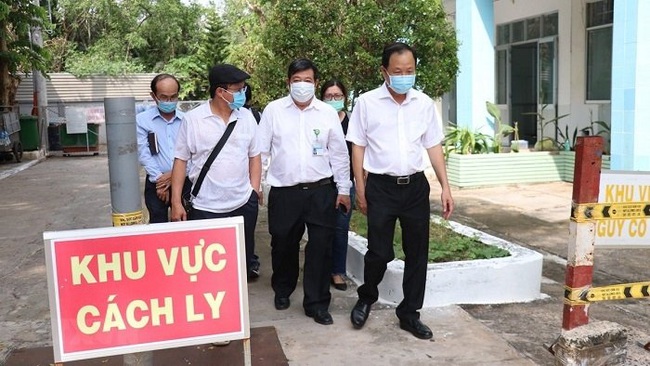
[511,21,525,43]
[586,0,613,101]
[526,17,540,40]
[496,49,508,104]
[542,13,558,37]
[539,41,555,104]
[494,13,558,105]
[497,24,510,46]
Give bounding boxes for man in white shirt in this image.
[170,64,262,280]
[137,74,191,223]
[346,42,454,340]
[258,58,351,325]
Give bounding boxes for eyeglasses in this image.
[156,94,179,102]
[222,86,247,94]
[323,94,344,101]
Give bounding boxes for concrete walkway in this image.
[0,155,535,365]
[2,154,649,365]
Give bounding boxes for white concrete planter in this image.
[346,216,544,307]
[445,151,611,188]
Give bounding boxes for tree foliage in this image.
[3,0,457,108]
[45,0,230,100]
[166,10,230,100]
[0,0,51,108]
[49,0,208,76]
[225,0,459,106]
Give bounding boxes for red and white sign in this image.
[596,171,650,248]
[43,217,249,362]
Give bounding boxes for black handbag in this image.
[182,121,237,214]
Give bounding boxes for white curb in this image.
[346,216,544,307]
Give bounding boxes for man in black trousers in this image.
[346,42,454,339]
[258,58,351,325]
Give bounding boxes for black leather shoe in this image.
[274,296,290,310]
[305,309,333,325]
[350,300,371,329]
[399,318,433,340]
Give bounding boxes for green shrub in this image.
[349,212,510,263]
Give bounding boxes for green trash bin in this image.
[19,116,40,151]
[59,123,100,154]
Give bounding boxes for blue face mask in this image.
[157,101,177,114]
[387,74,416,95]
[222,89,247,110]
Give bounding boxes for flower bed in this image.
[346,216,543,307]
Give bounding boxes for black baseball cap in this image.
[209,64,250,86]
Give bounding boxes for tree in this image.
[222,0,272,107]
[0,0,50,109]
[48,0,207,77]
[224,0,459,106]
[165,9,231,100]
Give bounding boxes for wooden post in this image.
[563,136,603,330]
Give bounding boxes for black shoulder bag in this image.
[182,121,237,214]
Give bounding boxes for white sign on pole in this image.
[596,171,650,248]
[65,107,88,134]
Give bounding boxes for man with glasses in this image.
[170,64,262,281]
[346,42,454,339]
[137,73,191,223]
[258,59,351,325]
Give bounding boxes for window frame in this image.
[585,0,614,102]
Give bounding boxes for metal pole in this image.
[562,136,603,330]
[104,97,150,365]
[105,97,143,226]
[31,0,48,155]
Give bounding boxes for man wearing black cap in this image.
[170,63,262,280]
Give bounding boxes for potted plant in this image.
[443,122,492,156]
[486,101,515,153]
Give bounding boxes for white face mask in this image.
[290,81,315,103]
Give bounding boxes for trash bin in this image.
[19,116,39,151]
[59,123,100,154]
[48,123,62,151]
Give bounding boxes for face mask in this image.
[221,89,247,110]
[387,74,416,95]
[325,99,345,112]
[157,101,177,114]
[290,81,315,103]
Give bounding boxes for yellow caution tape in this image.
[112,211,144,227]
[571,202,650,222]
[583,282,650,302]
[563,285,590,305]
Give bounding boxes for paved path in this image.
[0,155,532,365]
[429,178,650,365]
[1,155,649,365]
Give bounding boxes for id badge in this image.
[312,141,324,156]
[312,128,324,156]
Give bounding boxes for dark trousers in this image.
[332,185,355,275]
[268,183,337,313]
[189,190,259,273]
[144,176,191,224]
[358,172,430,321]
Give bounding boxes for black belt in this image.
[278,177,333,190]
[369,171,424,185]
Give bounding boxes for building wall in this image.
[445,0,612,146]
[15,73,157,104]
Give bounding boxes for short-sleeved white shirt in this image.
[175,102,260,213]
[346,83,444,176]
[258,95,351,194]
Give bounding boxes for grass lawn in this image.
[349,211,510,263]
